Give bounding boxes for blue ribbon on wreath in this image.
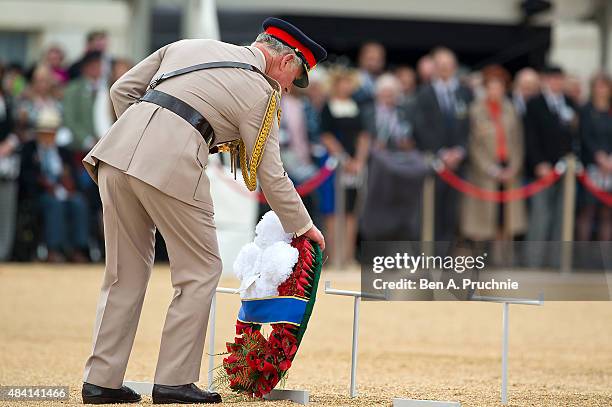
[237,296,307,326]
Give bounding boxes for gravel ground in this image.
[0,263,611,406]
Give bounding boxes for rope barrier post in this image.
[561,154,577,274]
[421,153,436,254]
[502,181,511,240]
[334,160,346,270]
[501,181,515,265]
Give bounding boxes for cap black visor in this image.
[292,63,309,88]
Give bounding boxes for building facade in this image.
[0,0,610,80]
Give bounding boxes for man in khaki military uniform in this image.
[81,18,326,404]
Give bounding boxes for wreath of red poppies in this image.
[219,236,322,398]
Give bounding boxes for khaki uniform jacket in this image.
[83,39,312,236]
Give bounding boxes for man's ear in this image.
[280,53,294,70]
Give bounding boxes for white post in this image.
[184,0,221,40]
[471,295,543,405]
[129,0,152,61]
[208,292,217,391]
[501,302,509,405]
[350,296,360,398]
[324,282,386,397]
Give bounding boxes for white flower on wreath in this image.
[233,211,299,299]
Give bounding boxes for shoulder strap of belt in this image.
[149,61,260,89]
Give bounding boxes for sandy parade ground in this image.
[1,263,611,406]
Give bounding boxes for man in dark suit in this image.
[512,67,540,119]
[353,41,386,107]
[524,66,578,262]
[68,31,109,81]
[413,47,473,243]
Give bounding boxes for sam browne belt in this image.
[140,89,215,145]
[136,59,280,191]
[138,61,263,148]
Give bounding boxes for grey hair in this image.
[253,33,302,69]
[375,73,401,96]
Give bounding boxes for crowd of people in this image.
[0,34,610,264]
[272,42,612,266]
[0,31,133,262]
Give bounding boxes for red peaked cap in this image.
[262,17,327,88]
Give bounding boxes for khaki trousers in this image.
[83,162,222,388]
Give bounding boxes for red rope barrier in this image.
[217,155,568,204]
[214,158,337,203]
[435,166,563,203]
[577,170,612,207]
[292,165,335,197]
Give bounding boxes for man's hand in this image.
[440,147,465,170]
[343,158,364,175]
[595,151,612,173]
[535,162,553,178]
[496,167,514,183]
[607,154,612,173]
[0,140,14,157]
[303,224,325,251]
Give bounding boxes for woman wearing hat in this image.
[19,108,89,262]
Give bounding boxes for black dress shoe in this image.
[152,383,221,404]
[82,382,141,404]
